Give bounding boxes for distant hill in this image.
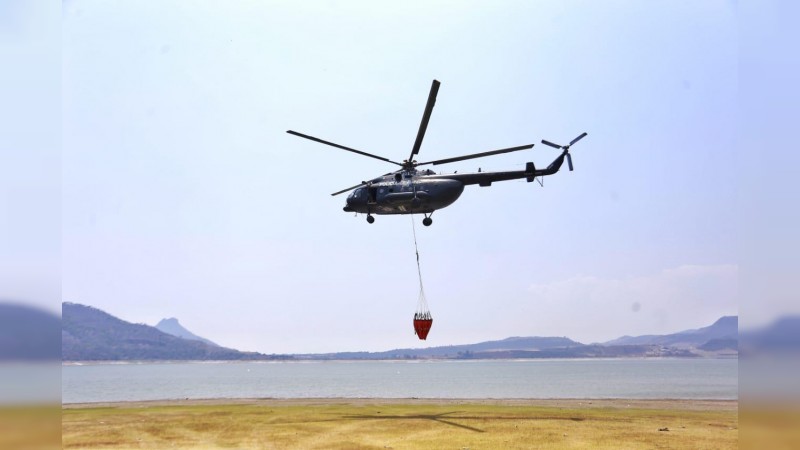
[301,336,585,360]
[604,316,738,348]
[458,344,696,359]
[62,302,737,361]
[155,318,218,347]
[299,336,699,360]
[62,303,286,361]
[0,302,61,361]
[297,317,736,360]
[740,315,800,354]
[698,338,738,352]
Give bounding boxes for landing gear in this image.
[366,214,375,224]
[422,214,433,227]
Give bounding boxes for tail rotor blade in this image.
[569,132,588,146]
[541,139,562,149]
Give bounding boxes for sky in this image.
[43,0,791,354]
[0,2,60,315]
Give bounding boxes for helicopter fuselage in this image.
[343,171,464,215]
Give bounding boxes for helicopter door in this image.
[367,186,378,204]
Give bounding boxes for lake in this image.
[62,358,737,404]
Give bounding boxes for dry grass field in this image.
[62,398,738,449]
[0,406,61,450]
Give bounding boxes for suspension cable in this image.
[411,215,432,337]
[411,216,431,321]
[411,216,424,293]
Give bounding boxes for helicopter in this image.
[287,79,587,226]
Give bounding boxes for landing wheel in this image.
[422,217,432,227]
[366,214,375,224]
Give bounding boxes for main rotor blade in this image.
[570,132,588,146]
[330,171,397,196]
[566,152,574,171]
[418,144,535,166]
[331,182,365,196]
[287,130,403,166]
[409,79,441,162]
[541,139,562,149]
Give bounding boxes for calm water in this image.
[62,358,737,404]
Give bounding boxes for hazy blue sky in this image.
[57,1,751,353]
[0,1,60,313]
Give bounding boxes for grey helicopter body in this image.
[288,80,586,226]
[343,170,463,218]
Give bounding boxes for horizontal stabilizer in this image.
[525,162,536,182]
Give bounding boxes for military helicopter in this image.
[287,80,586,226]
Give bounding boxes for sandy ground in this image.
[63,397,737,411]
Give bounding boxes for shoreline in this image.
[62,397,738,411]
[61,355,739,365]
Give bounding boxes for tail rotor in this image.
[541,132,587,171]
